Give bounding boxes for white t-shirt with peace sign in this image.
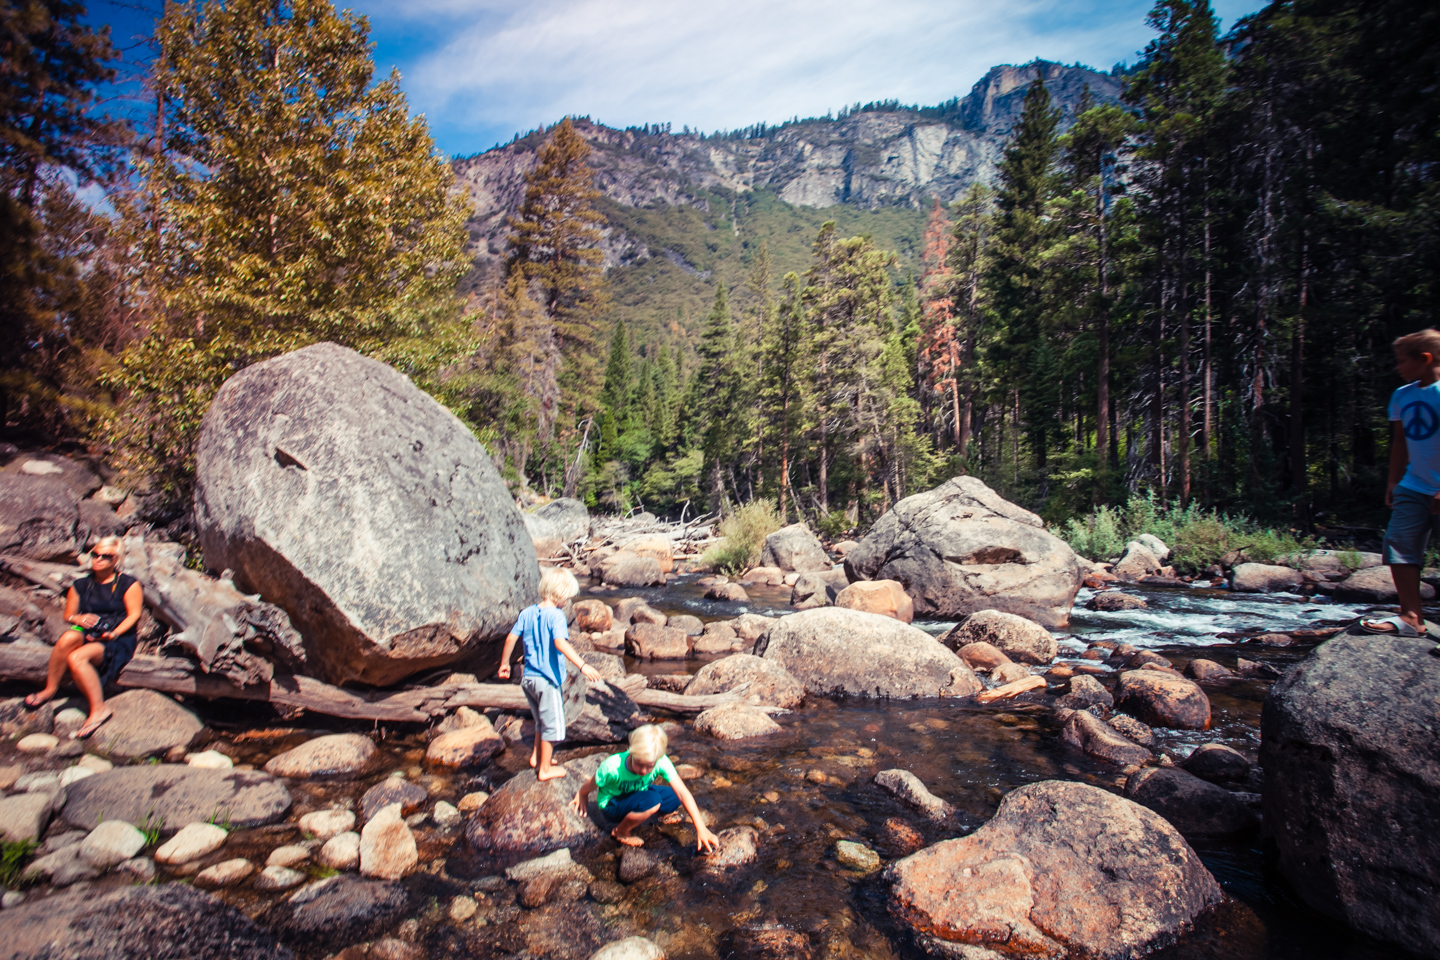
[1390,380,1440,494]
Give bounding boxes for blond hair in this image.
[1393,329,1440,362]
[539,567,579,604]
[627,723,668,765]
[91,535,125,566]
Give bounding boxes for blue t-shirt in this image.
[1389,381,1440,496]
[511,604,569,688]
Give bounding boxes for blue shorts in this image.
[1383,486,1440,566]
[599,784,680,822]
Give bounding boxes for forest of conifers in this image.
[2,0,1436,539]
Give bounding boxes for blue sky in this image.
[86,0,1265,159]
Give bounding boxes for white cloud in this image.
[352,0,1261,154]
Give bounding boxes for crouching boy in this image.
[497,568,604,781]
[571,724,720,851]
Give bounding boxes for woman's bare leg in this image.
[29,632,85,705]
[66,643,111,734]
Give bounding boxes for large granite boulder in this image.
[1260,631,1440,955]
[755,607,981,699]
[62,765,292,831]
[843,477,1083,628]
[265,875,409,953]
[789,568,849,608]
[523,498,590,558]
[1331,565,1435,602]
[940,609,1057,664]
[467,753,605,854]
[0,473,79,561]
[887,780,1221,959]
[0,883,291,959]
[760,523,832,573]
[683,653,805,708]
[90,689,204,760]
[194,343,538,686]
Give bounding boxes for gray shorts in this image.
[520,673,566,742]
[1382,486,1440,565]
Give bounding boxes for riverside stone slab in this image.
[265,733,378,778]
[62,764,292,831]
[844,477,1083,628]
[467,753,604,855]
[941,609,1057,664]
[90,688,204,759]
[760,523,832,573]
[194,342,538,686]
[684,653,805,709]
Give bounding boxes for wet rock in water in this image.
[887,780,1220,959]
[834,579,914,623]
[517,874,567,907]
[506,846,594,884]
[1236,657,1280,678]
[1062,710,1152,766]
[0,792,53,843]
[989,662,1033,686]
[955,640,1011,672]
[426,718,505,768]
[359,803,417,880]
[300,808,356,840]
[789,569,849,608]
[0,882,292,960]
[265,733,378,778]
[835,840,881,872]
[588,880,627,905]
[874,769,954,821]
[319,831,361,870]
[731,613,776,641]
[1116,671,1211,730]
[1125,649,1174,670]
[255,864,308,892]
[590,936,666,960]
[845,477,1083,628]
[1332,564,1435,602]
[760,523,832,573]
[667,614,704,636]
[1085,591,1149,612]
[1261,632,1440,955]
[618,846,658,883]
[1107,714,1155,747]
[704,581,750,602]
[360,778,427,822]
[723,924,814,960]
[1185,658,1236,682]
[694,703,782,740]
[154,822,229,865]
[940,609,1058,665]
[77,820,145,873]
[683,653,805,708]
[701,825,760,873]
[573,599,614,633]
[194,343,536,687]
[267,874,410,952]
[692,620,742,655]
[0,474,79,561]
[468,754,605,855]
[612,597,656,627]
[1182,743,1251,783]
[82,689,204,760]
[457,791,490,813]
[603,553,666,587]
[195,858,256,888]
[64,764,291,831]
[626,622,691,659]
[647,673,692,693]
[1229,562,1304,594]
[1057,674,1114,714]
[1125,767,1258,837]
[758,607,981,699]
[878,817,926,856]
[1112,542,1163,581]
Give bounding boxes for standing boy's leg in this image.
[1368,487,1433,634]
[521,674,568,780]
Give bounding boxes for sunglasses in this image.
[93,552,118,559]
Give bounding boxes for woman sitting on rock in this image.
[24,535,143,738]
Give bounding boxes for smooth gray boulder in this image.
[0,883,291,959]
[1229,562,1303,593]
[1332,564,1435,602]
[844,477,1083,628]
[89,689,204,759]
[524,498,589,558]
[684,653,805,708]
[1261,631,1440,955]
[940,609,1057,664]
[0,474,79,561]
[194,342,538,686]
[760,523,832,573]
[887,780,1220,959]
[789,568,849,608]
[62,764,292,832]
[1,454,102,499]
[756,607,981,699]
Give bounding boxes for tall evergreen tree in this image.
[762,273,810,521]
[600,317,631,422]
[694,282,742,509]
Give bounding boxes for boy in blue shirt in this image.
[1362,329,1440,642]
[497,568,603,781]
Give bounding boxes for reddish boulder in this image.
[1116,671,1212,730]
[834,580,914,623]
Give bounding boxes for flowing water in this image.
[2,578,1414,959]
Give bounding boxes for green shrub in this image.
[816,510,851,541]
[0,840,36,888]
[700,499,783,575]
[1060,504,1126,561]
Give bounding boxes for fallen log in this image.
[975,674,1048,704]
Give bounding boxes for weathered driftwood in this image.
[0,554,84,594]
[975,675,1047,704]
[0,642,772,722]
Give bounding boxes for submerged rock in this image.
[757,607,981,699]
[194,342,537,686]
[1182,743,1251,783]
[887,780,1221,959]
[1116,671,1211,730]
[701,826,760,872]
[590,936,665,960]
[63,764,291,831]
[1261,631,1440,955]
[1125,767,1258,838]
[844,477,1083,628]
[874,769,954,821]
[1061,710,1151,766]
[266,874,410,952]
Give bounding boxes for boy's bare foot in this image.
[536,764,568,781]
[529,752,538,768]
[611,829,644,847]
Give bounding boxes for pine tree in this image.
[600,318,631,423]
[693,282,741,509]
[116,0,468,483]
[762,273,810,521]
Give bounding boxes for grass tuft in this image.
[701,499,784,575]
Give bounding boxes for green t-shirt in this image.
[593,750,680,810]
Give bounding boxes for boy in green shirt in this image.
[571,724,719,850]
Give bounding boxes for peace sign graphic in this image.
[1402,400,1440,441]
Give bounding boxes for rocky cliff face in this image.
[452,61,1121,280]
